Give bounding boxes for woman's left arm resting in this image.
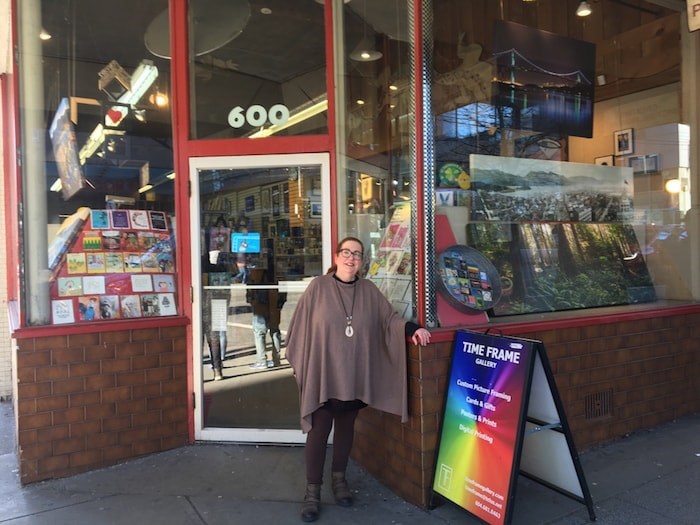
[405,321,431,346]
[411,328,431,346]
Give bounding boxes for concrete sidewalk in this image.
[1,401,698,524]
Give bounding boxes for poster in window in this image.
[49,98,86,200]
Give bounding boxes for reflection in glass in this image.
[188,0,327,139]
[198,164,322,430]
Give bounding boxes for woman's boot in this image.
[331,471,353,507]
[300,483,322,522]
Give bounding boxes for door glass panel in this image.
[195,159,325,436]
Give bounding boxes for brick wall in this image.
[15,324,189,484]
[352,312,700,508]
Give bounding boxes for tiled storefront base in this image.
[15,324,189,484]
[352,312,700,509]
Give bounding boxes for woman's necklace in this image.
[333,276,357,337]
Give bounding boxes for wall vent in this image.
[584,389,613,419]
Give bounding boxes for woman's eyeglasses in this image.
[338,248,363,260]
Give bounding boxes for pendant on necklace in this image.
[345,325,354,338]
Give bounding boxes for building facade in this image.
[2,0,699,508]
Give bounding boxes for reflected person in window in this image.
[201,251,230,381]
[286,236,431,522]
[247,268,286,370]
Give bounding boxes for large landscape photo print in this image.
[466,155,656,316]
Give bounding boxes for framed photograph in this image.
[310,201,322,218]
[629,154,659,174]
[614,128,634,156]
[595,155,614,167]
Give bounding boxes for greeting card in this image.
[110,210,130,229]
[52,299,75,324]
[120,295,142,318]
[57,277,83,296]
[66,253,87,274]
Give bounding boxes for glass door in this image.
[190,154,331,443]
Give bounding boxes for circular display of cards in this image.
[436,245,502,312]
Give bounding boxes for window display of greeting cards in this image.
[367,203,414,320]
[48,208,178,325]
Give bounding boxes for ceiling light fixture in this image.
[350,38,383,61]
[349,0,382,62]
[576,1,592,16]
[145,0,251,59]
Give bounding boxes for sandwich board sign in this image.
[431,330,595,524]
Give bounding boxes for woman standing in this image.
[286,237,431,522]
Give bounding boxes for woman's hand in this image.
[411,328,431,346]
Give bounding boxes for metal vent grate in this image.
[584,389,613,419]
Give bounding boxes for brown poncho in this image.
[286,274,408,432]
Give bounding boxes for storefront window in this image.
[17,1,175,326]
[188,0,328,140]
[431,2,696,325]
[336,0,414,319]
